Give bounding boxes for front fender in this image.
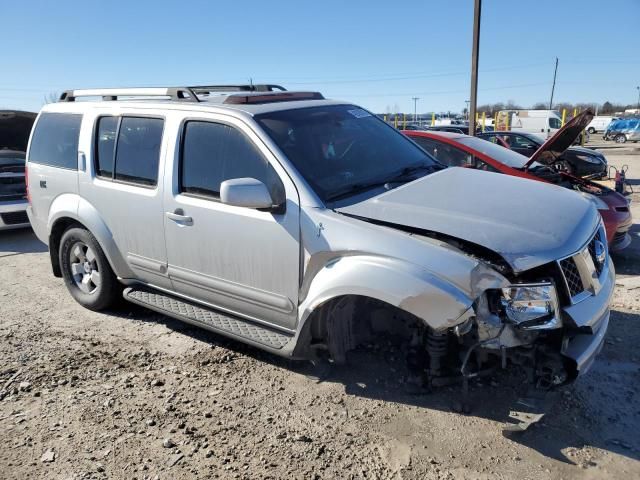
[48,195,134,279]
[298,254,479,332]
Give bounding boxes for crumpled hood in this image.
[336,167,600,273]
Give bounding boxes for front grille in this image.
[0,211,29,225]
[559,257,583,297]
[0,175,26,200]
[558,226,607,303]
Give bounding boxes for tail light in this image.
[25,164,31,205]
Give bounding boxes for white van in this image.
[586,116,617,134]
[497,110,563,138]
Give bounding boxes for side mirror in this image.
[220,178,275,210]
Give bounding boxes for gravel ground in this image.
[1,152,639,479]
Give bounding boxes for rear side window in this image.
[96,116,118,177]
[94,116,164,186]
[180,121,283,201]
[28,113,82,169]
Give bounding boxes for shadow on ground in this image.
[0,227,46,256]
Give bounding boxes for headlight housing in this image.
[500,282,560,330]
[575,154,601,164]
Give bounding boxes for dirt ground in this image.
[1,147,640,480]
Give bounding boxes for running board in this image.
[123,287,293,350]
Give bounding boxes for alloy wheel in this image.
[69,241,101,294]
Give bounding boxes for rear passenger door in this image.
[80,113,171,289]
[163,115,300,330]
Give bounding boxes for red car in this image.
[403,112,632,251]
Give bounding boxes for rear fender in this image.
[48,195,133,279]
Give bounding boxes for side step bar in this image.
[123,287,293,350]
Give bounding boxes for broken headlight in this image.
[500,282,560,330]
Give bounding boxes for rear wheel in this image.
[615,134,627,143]
[587,127,596,134]
[59,227,119,311]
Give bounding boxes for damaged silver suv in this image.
[26,86,613,388]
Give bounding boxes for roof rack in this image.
[59,87,199,102]
[58,84,287,102]
[190,84,286,94]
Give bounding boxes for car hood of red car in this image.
[526,110,594,169]
[336,167,600,273]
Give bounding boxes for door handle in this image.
[166,210,193,225]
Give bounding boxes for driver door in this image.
[162,114,301,330]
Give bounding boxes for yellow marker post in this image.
[561,109,566,127]
[505,112,510,131]
[394,115,398,129]
[482,112,486,133]
[403,113,406,129]
[384,114,387,122]
[573,108,577,119]
[431,112,435,126]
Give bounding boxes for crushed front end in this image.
[426,224,614,389]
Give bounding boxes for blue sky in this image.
[2,0,639,113]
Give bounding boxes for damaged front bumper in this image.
[559,256,615,377]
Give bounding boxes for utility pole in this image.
[412,97,419,122]
[549,57,558,110]
[469,0,481,136]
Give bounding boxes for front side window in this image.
[549,117,562,129]
[413,137,471,167]
[255,105,439,203]
[28,113,82,169]
[94,116,163,186]
[180,121,283,202]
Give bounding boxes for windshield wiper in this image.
[386,163,443,182]
[325,163,442,202]
[325,180,394,202]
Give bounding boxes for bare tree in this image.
[43,91,60,105]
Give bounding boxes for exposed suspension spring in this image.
[426,330,449,376]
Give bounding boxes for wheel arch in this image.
[295,255,477,343]
[47,197,133,279]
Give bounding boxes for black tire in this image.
[587,127,595,134]
[615,134,627,144]
[59,227,119,311]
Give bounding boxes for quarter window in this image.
[180,121,283,202]
[28,113,82,169]
[94,116,164,186]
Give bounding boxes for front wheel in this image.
[587,127,596,134]
[615,134,627,143]
[59,227,120,311]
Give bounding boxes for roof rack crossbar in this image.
[59,87,200,102]
[189,84,287,94]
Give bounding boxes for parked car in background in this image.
[0,110,36,230]
[604,118,640,143]
[424,124,490,135]
[26,85,612,388]
[586,116,617,134]
[478,131,607,179]
[496,109,563,138]
[404,111,632,251]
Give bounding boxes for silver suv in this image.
[26,86,613,388]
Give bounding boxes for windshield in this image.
[457,136,530,168]
[256,105,439,203]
